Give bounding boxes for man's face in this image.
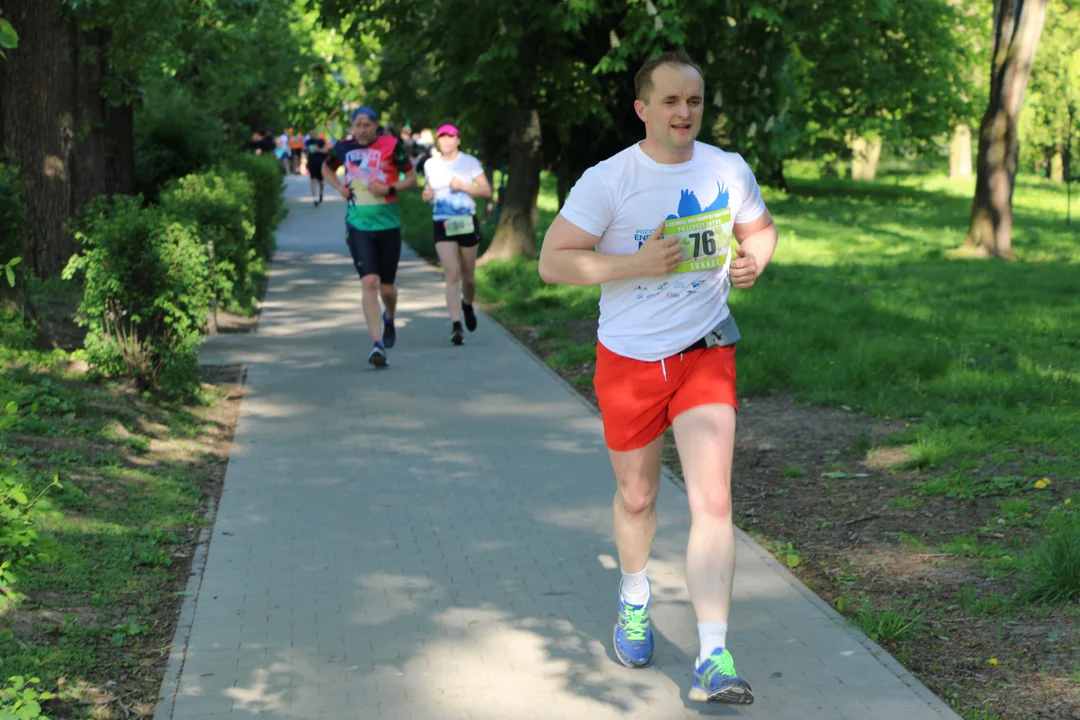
[351,114,378,144]
[635,64,704,153]
[401,128,413,141]
[437,134,460,155]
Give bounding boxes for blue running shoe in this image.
[613,592,654,668]
[382,312,397,349]
[689,647,754,704]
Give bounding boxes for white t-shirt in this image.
[559,141,767,362]
[423,152,485,221]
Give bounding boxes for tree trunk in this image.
[770,160,790,191]
[963,0,1048,259]
[1050,145,1064,183]
[0,0,78,278]
[849,135,882,181]
[949,124,973,179]
[480,108,542,263]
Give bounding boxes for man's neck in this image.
[639,138,694,165]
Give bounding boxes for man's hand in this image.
[422,186,434,202]
[337,183,352,201]
[636,221,684,276]
[730,246,759,289]
[368,180,392,197]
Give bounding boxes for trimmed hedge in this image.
[229,153,284,260]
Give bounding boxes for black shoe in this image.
[368,344,388,368]
[462,301,477,332]
[383,312,397,349]
[450,323,464,346]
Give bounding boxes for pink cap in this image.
[436,124,460,137]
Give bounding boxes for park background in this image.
[0,1,1077,718]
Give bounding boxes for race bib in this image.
[665,209,732,274]
[444,215,475,237]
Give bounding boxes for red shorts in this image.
[593,341,738,452]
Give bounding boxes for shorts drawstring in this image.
[660,358,668,382]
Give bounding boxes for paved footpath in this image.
[156,177,960,720]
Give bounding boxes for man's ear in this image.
[634,99,647,123]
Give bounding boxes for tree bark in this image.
[0,0,78,278]
[480,107,542,262]
[963,0,1048,259]
[1050,145,1064,183]
[949,124,973,179]
[849,135,883,181]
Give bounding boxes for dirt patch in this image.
[492,317,1080,720]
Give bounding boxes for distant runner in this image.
[421,123,492,345]
[305,132,329,207]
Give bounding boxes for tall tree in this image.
[963,0,1048,259]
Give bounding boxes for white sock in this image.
[620,567,650,606]
[698,622,728,664]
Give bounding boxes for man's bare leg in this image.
[361,274,383,343]
[609,435,663,667]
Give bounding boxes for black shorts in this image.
[433,215,481,249]
[346,227,402,284]
[307,159,325,179]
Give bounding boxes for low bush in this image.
[63,196,211,396]
[160,169,257,312]
[228,153,284,260]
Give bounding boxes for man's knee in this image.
[380,282,396,298]
[616,479,660,516]
[361,275,380,292]
[689,484,733,520]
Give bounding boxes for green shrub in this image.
[160,169,258,312]
[228,152,284,259]
[63,195,211,396]
[134,88,223,200]
[1024,509,1080,604]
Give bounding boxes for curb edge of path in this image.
[154,496,218,720]
[470,253,960,719]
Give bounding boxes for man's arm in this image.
[369,168,417,197]
[321,160,351,200]
[538,215,684,286]
[730,211,778,290]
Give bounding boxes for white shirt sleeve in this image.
[559,166,614,237]
[466,156,485,181]
[735,157,767,224]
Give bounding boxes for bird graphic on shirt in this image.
[666,183,729,220]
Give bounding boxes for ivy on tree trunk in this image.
[964,0,1048,259]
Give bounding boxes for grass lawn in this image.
[401,166,1080,720]
[0,281,245,718]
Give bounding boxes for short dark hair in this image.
[634,51,704,102]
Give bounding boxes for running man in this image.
[305,132,329,207]
[537,51,777,704]
[421,123,492,345]
[322,107,418,368]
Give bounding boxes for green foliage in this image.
[1024,509,1080,603]
[0,10,18,58]
[63,196,211,397]
[133,88,223,200]
[1019,0,1080,178]
[0,400,62,615]
[160,169,257,312]
[0,676,55,720]
[228,153,284,260]
[0,161,26,295]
